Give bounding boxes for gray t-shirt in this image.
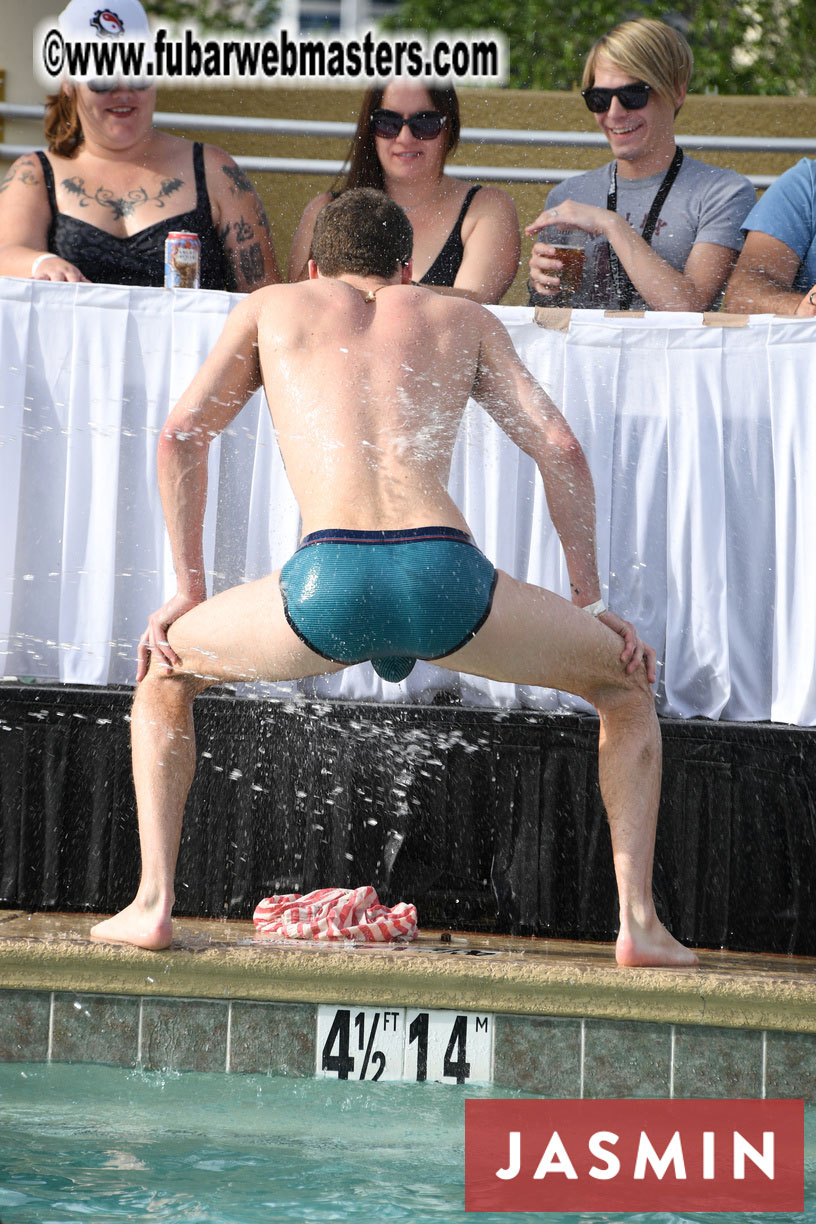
[541,154,757,309]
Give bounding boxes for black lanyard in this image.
[606,146,684,309]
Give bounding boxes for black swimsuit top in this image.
[419,185,482,287]
[36,142,227,289]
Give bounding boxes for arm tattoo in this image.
[0,160,40,194]
[221,163,255,195]
[234,216,254,243]
[220,217,254,245]
[60,175,183,220]
[239,242,266,285]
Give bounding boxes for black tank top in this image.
[36,142,227,289]
[419,185,482,287]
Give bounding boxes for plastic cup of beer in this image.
[538,225,588,296]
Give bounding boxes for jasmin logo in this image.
[465,1098,803,1212]
[90,9,126,35]
[498,1126,774,1180]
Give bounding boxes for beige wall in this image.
[4,76,816,304]
[3,0,62,143]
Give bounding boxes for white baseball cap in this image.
[58,0,151,41]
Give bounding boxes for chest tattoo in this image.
[60,175,185,220]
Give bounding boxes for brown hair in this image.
[44,89,83,157]
[312,188,413,278]
[336,84,461,192]
[582,18,693,109]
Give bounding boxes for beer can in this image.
[164,231,201,289]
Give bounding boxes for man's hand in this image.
[525,199,611,243]
[528,240,566,298]
[526,199,611,298]
[598,609,657,685]
[794,283,816,317]
[136,592,203,682]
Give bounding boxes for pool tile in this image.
[583,1019,672,1097]
[229,1001,315,1075]
[0,990,50,1061]
[141,998,229,1072]
[493,1015,581,1095]
[673,1025,763,1098]
[51,993,140,1066]
[765,1031,816,1100]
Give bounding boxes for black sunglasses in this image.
[581,82,652,113]
[87,78,151,93]
[371,109,446,140]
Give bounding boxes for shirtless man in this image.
[91,187,696,967]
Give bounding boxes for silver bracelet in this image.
[31,252,58,276]
[582,598,607,617]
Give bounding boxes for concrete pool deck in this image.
[2,912,815,1095]
[1,911,815,1030]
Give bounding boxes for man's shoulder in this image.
[246,280,309,310]
[761,157,816,204]
[679,153,753,192]
[672,154,757,224]
[547,163,612,206]
[228,281,300,330]
[742,157,816,237]
[421,288,498,330]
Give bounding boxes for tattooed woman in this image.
[0,0,280,291]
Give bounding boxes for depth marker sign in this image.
[465,1098,803,1212]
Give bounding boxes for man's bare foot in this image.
[616,916,699,968]
[90,903,173,951]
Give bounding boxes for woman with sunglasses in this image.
[0,0,280,290]
[526,19,755,311]
[288,81,519,303]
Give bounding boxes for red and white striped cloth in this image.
[253,886,418,942]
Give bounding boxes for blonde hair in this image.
[582,18,693,109]
[44,88,83,157]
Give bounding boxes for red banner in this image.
[465,1098,803,1213]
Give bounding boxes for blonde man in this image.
[527,18,756,311]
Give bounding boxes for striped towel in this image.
[253,886,418,942]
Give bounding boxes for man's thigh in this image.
[438,570,643,702]
[166,572,345,685]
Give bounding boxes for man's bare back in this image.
[258,279,480,534]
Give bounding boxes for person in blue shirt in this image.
[726,158,816,314]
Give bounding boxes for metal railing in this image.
[3,101,812,186]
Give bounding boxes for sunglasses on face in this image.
[371,109,446,140]
[87,78,151,93]
[581,82,652,113]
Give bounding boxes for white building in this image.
[278,0,399,33]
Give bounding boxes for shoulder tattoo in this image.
[0,158,40,194]
[222,163,255,195]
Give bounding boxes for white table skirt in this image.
[2,279,815,723]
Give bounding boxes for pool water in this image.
[0,1064,812,1223]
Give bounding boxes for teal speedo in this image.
[279,526,497,683]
